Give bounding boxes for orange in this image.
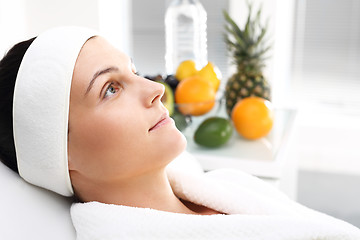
[175,60,198,81]
[196,62,221,91]
[231,97,274,140]
[175,76,216,116]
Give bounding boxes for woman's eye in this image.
[104,83,119,98]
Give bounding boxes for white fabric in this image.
[71,168,360,239]
[13,26,97,196]
[0,151,199,240]
[0,161,75,239]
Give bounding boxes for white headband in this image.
[13,26,97,196]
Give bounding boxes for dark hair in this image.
[0,37,36,173]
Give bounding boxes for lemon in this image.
[175,60,198,81]
[197,62,221,91]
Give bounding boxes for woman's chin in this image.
[163,130,187,163]
[176,130,187,152]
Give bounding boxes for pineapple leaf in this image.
[224,38,238,52]
[223,3,272,73]
[253,45,272,59]
[225,26,246,50]
[255,7,261,23]
[254,27,267,49]
[223,10,245,41]
[255,4,262,30]
[224,13,248,51]
[244,3,252,39]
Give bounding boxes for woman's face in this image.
[68,37,186,189]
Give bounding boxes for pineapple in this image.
[223,4,271,116]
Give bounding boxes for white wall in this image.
[0,0,131,56]
[289,0,360,228]
[24,0,99,35]
[98,0,132,55]
[290,111,360,228]
[298,170,360,228]
[0,0,27,55]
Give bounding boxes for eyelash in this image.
[103,82,120,99]
[101,71,137,99]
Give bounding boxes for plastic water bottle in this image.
[165,0,207,75]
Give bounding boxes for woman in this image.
[1,27,360,239]
[0,26,217,215]
[67,32,219,215]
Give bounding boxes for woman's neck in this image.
[74,168,197,215]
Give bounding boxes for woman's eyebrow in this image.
[84,66,119,96]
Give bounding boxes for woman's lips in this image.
[149,113,173,132]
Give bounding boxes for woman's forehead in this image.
[71,37,131,97]
[80,37,119,61]
[75,38,126,75]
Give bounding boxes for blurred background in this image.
[0,0,359,227]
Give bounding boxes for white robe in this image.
[71,167,360,240]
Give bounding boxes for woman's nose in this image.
[139,77,165,108]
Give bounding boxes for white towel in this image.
[71,168,360,239]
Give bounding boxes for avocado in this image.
[157,81,174,116]
[194,117,233,148]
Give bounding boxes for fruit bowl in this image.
[143,71,229,146]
